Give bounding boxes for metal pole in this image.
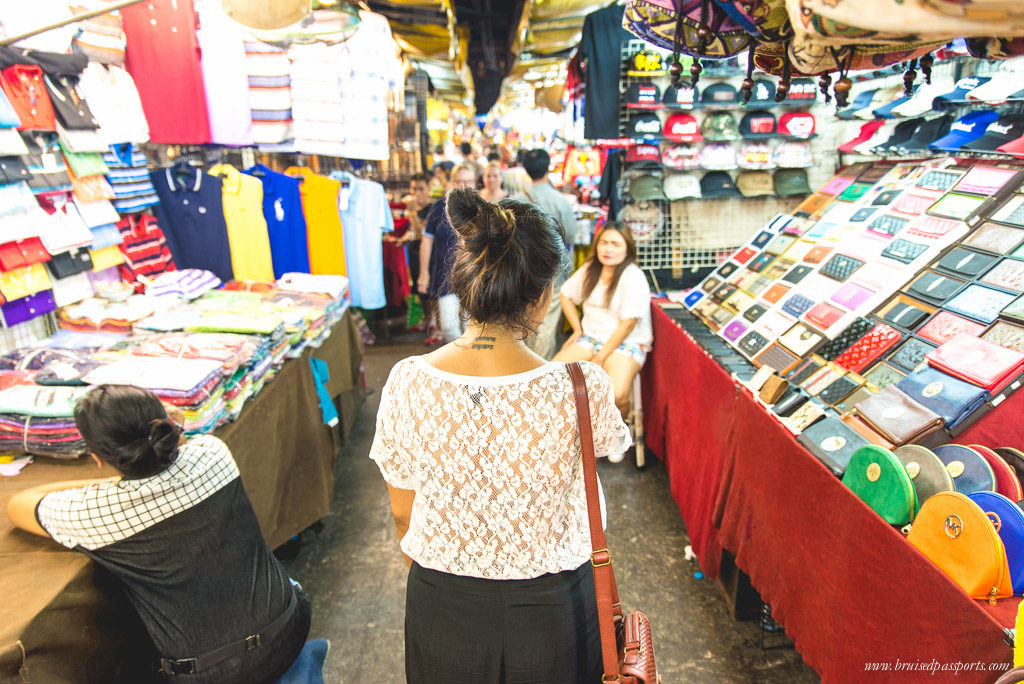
[0,0,148,46]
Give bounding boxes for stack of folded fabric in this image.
[147,269,221,300]
[0,384,91,459]
[0,347,105,385]
[58,295,163,333]
[128,332,259,375]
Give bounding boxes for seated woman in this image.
[7,385,311,683]
[553,223,652,424]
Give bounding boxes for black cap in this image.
[700,171,740,197]
[662,83,699,109]
[700,82,740,107]
[784,78,818,104]
[625,82,663,109]
[871,117,925,155]
[963,114,1024,151]
[745,78,776,106]
[627,112,663,138]
[739,110,777,139]
[899,114,954,153]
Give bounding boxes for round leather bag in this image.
[841,445,918,525]
[995,447,1024,502]
[894,445,954,507]
[969,491,1024,595]
[972,445,1024,502]
[933,444,996,495]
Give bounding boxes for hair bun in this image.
[148,418,182,465]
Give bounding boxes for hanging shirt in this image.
[422,200,457,299]
[151,165,233,281]
[244,41,292,145]
[116,211,176,291]
[103,143,159,213]
[121,0,210,144]
[208,164,274,281]
[288,43,347,157]
[331,172,392,309]
[243,164,309,278]
[580,4,631,140]
[285,167,346,276]
[194,0,253,147]
[77,62,149,144]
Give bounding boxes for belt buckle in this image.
[245,634,261,651]
[161,658,196,675]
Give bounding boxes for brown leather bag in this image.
[568,362,659,683]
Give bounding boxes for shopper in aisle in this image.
[403,172,439,337]
[430,162,450,198]
[371,188,629,683]
[478,161,508,203]
[515,148,579,359]
[553,223,652,427]
[7,385,312,683]
[418,163,476,344]
[457,141,483,179]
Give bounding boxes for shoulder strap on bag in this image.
[567,362,623,681]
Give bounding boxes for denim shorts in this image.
[576,334,646,366]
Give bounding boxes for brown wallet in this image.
[852,385,944,446]
[759,375,790,404]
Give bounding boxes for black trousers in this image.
[405,561,602,684]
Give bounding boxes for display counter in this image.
[643,302,1018,683]
[0,311,363,682]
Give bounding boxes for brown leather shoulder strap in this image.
[567,362,622,681]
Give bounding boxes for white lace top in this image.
[369,357,631,580]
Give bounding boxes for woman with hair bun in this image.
[370,188,631,683]
[8,385,312,683]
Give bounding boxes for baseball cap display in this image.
[628,112,663,139]
[700,143,739,170]
[701,112,741,141]
[837,89,879,120]
[626,48,667,77]
[856,86,901,120]
[629,174,667,200]
[663,113,702,142]
[853,122,895,155]
[626,143,662,165]
[890,77,957,117]
[871,118,925,155]
[997,132,1024,158]
[700,82,740,107]
[737,171,774,197]
[745,78,776,106]
[774,168,811,197]
[619,201,663,244]
[774,141,812,168]
[929,110,1000,150]
[838,120,886,153]
[784,78,818,105]
[964,115,1024,151]
[967,58,1024,104]
[700,171,741,198]
[739,110,776,139]
[738,142,773,170]
[777,111,815,139]
[625,82,663,109]
[900,114,954,153]
[933,76,992,109]
[662,84,699,109]
[664,173,701,200]
[662,143,701,170]
[873,91,914,119]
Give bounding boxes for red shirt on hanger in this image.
[121,0,211,144]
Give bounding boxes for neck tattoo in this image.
[471,336,496,350]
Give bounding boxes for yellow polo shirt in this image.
[209,164,275,281]
[284,167,346,276]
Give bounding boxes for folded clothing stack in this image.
[0,384,91,458]
[897,366,990,429]
[58,295,161,333]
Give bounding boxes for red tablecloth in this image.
[643,304,1016,683]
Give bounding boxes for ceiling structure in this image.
[369,0,612,114]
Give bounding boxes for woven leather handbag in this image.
[567,362,659,683]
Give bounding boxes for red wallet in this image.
[917,311,985,346]
[833,323,901,373]
[926,333,1024,393]
[804,302,845,330]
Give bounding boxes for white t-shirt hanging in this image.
[561,262,653,349]
[78,63,150,144]
[195,0,254,146]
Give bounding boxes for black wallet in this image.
[936,248,998,279]
[783,264,813,284]
[819,318,877,361]
[868,214,909,237]
[772,388,809,417]
[906,271,965,305]
[886,336,938,373]
[796,416,871,477]
[882,238,929,264]
[818,375,862,406]
[881,301,930,330]
[821,254,865,282]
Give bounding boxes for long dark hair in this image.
[446,188,568,338]
[580,222,637,306]
[74,385,182,479]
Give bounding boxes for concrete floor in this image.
[279,332,821,683]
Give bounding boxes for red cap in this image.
[663,114,702,142]
[996,133,1024,158]
[626,144,661,163]
[778,111,816,138]
[838,120,885,153]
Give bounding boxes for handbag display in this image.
[926,333,1024,393]
[797,416,871,477]
[970,445,1024,502]
[968,492,1024,596]
[932,444,997,495]
[897,367,990,429]
[853,385,944,446]
[841,445,918,525]
[996,448,1024,496]
[907,492,1013,603]
[567,363,658,683]
[893,445,954,507]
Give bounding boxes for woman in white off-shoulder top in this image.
[370,188,630,683]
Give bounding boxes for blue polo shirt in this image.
[151,166,234,282]
[244,164,310,278]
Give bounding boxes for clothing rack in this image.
[0,0,147,46]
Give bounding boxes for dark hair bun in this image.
[446,188,517,255]
[149,419,182,467]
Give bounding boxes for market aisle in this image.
[279,332,820,683]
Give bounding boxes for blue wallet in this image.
[933,444,995,495]
[897,366,990,429]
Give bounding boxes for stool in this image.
[629,373,645,468]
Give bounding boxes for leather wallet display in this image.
[841,413,896,449]
[833,323,902,373]
[887,337,938,373]
[773,387,809,417]
[982,322,1024,354]
[1002,294,1024,323]
[783,264,813,284]
[702,276,722,293]
[803,245,833,264]
[821,254,865,282]
[747,275,773,296]
[747,365,777,392]
[743,303,768,323]
[754,343,800,374]
[932,444,996,495]
[871,190,902,207]
[708,306,734,329]
[830,283,875,311]
[781,293,815,318]
[766,234,796,256]
[750,231,774,248]
[935,248,998,279]
[780,240,815,262]
[837,182,872,202]
[853,385,944,446]
[818,374,864,406]
[723,289,755,313]
[882,238,929,264]
[764,259,795,281]
[926,192,986,221]
[738,330,770,358]
[925,333,1024,393]
[759,375,790,404]
[788,356,824,385]
[748,253,775,272]
[782,400,826,432]
[867,214,909,238]
[907,216,965,241]
[804,302,847,331]
[819,317,877,361]
[897,366,990,429]
[721,320,749,342]
[989,195,1024,228]
[716,261,740,279]
[734,247,757,264]
[804,363,847,396]
[906,271,966,305]
[980,259,1024,294]
[893,189,943,217]
[712,283,738,304]
[916,311,985,345]
[778,324,825,356]
[962,223,1024,254]
[863,362,908,391]
[955,166,1017,195]
[763,283,791,304]
[837,386,878,414]
[879,297,933,330]
[796,416,872,477]
[850,207,879,223]
[946,284,1018,324]
[754,310,798,339]
[917,169,964,191]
